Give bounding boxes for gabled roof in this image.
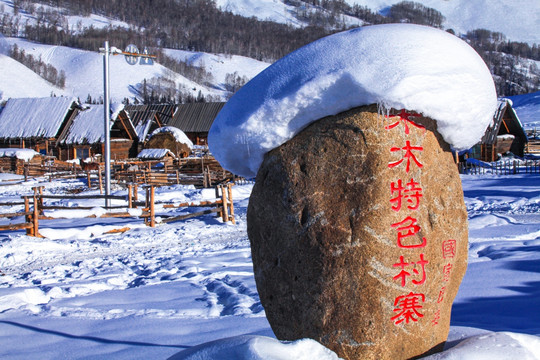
[0,97,78,139]
[58,104,137,145]
[481,98,528,145]
[124,104,177,127]
[125,104,178,142]
[137,148,176,160]
[166,102,225,132]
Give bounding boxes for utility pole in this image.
[102,41,112,208]
[99,42,156,208]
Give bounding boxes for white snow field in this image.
[0,172,538,359]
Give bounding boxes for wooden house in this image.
[0,97,80,157]
[124,104,177,144]
[56,104,139,160]
[468,99,528,162]
[164,102,225,145]
[0,148,42,174]
[145,126,193,158]
[137,148,177,167]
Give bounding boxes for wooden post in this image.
[134,183,138,201]
[98,167,103,194]
[24,196,31,236]
[227,183,236,225]
[176,169,180,184]
[207,166,212,187]
[32,188,39,237]
[127,184,133,209]
[24,165,28,182]
[38,186,44,212]
[144,186,149,226]
[220,185,229,223]
[150,185,155,228]
[87,171,92,188]
[215,186,222,219]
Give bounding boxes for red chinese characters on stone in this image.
[443,263,453,282]
[442,239,457,259]
[391,216,427,249]
[393,254,429,286]
[432,309,441,326]
[437,287,446,303]
[391,292,425,325]
[385,109,425,135]
[390,178,423,211]
[388,141,424,172]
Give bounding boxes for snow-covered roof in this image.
[149,126,193,148]
[135,120,154,142]
[137,148,176,160]
[208,24,498,178]
[0,97,77,139]
[60,104,132,144]
[0,148,39,161]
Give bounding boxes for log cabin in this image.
[164,102,225,146]
[0,97,80,157]
[56,104,139,161]
[468,98,528,162]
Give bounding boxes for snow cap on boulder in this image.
[208,23,498,178]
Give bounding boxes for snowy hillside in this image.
[0,38,270,103]
[510,91,540,130]
[346,0,539,44]
[217,0,539,44]
[0,53,66,99]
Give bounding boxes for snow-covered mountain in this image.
[0,0,537,103]
[217,0,539,44]
[0,37,269,103]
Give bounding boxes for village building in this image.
[144,126,193,159]
[468,98,529,162]
[124,104,177,144]
[0,97,80,157]
[56,104,138,161]
[137,148,177,168]
[163,102,225,145]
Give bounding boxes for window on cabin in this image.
[76,148,90,159]
[469,144,482,159]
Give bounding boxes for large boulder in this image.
[247,105,468,360]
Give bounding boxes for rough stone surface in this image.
[247,105,468,360]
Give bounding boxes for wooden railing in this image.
[0,184,235,237]
[459,159,540,175]
[21,157,236,188]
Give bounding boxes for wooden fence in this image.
[21,156,235,188]
[0,184,235,237]
[459,160,540,175]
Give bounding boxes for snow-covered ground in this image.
[0,170,538,359]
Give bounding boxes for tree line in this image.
[10,43,66,88]
[1,0,538,97]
